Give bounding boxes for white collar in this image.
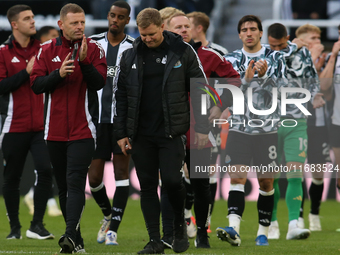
[241,46,265,58]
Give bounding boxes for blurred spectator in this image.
[291,0,328,41]
[281,0,293,19]
[36,26,59,42]
[135,0,158,14]
[91,0,117,34]
[292,0,328,20]
[91,0,114,19]
[159,0,214,16]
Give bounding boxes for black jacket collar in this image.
[59,35,82,48]
[188,39,201,51]
[133,30,189,56]
[3,34,37,49]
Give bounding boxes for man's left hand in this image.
[254,59,268,78]
[194,132,208,150]
[209,106,222,122]
[79,34,87,61]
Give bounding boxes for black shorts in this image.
[93,123,122,160]
[225,131,278,167]
[307,125,331,164]
[330,124,340,148]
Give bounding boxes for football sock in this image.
[309,178,324,215]
[90,183,111,217]
[258,189,274,230]
[286,172,303,222]
[271,178,280,222]
[110,180,129,232]
[299,179,307,218]
[228,184,245,234]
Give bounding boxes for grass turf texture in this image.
[0,197,339,254]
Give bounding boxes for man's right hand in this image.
[117,137,132,156]
[314,53,327,72]
[291,38,308,49]
[310,44,324,62]
[332,40,340,57]
[59,52,75,78]
[26,56,35,75]
[245,59,255,82]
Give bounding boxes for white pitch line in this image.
[0,251,129,255]
[0,252,50,254]
[0,252,56,254]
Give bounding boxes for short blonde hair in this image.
[296,24,321,38]
[159,7,179,21]
[167,11,186,28]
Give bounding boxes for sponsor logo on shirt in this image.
[11,56,20,63]
[107,66,118,78]
[52,56,61,62]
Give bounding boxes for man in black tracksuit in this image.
[114,8,210,254]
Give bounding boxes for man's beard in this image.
[109,28,119,36]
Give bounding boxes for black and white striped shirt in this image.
[90,32,134,123]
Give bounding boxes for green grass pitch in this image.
[0,197,339,254]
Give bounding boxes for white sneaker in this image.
[268,221,280,239]
[48,203,62,217]
[185,217,197,238]
[24,193,34,215]
[105,230,118,245]
[286,227,310,240]
[309,213,321,231]
[216,226,241,246]
[297,217,305,229]
[97,214,111,243]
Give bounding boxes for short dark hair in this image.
[7,4,32,24]
[112,1,131,16]
[136,8,162,28]
[36,26,58,41]
[237,15,262,33]
[60,3,84,20]
[268,23,287,39]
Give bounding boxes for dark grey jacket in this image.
[114,30,209,140]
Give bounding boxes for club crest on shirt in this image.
[161,55,167,64]
[173,60,182,68]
